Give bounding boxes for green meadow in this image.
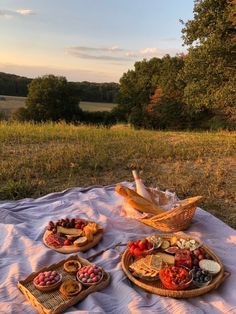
[0,96,116,118]
[0,122,235,229]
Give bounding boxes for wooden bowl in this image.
[33,274,62,292]
[76,267,104,287]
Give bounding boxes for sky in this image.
[0,0,194,83]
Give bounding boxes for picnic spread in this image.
[0,176,236,313]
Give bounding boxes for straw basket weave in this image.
[140,192,203,232]
[116,184,203,232]
[18,255,110,314]
[122,233,229,298]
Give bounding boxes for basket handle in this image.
[214,271,231,290]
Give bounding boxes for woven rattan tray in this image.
[122,234,229,298]
[18,255,110,314]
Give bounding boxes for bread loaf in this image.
[115,184,165,215]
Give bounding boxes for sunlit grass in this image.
[0,121,235,228]
[0,96,116,118]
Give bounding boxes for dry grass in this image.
[0,122,235,229]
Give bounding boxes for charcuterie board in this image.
[43,217,103,253]
[122,233,229,298]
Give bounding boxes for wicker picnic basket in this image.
[122,233,229,298]
[116,185,203,232]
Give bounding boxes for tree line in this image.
[2,0,236,130]
[116,0,235,130]
[0,72,119,103]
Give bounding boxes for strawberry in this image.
[64,239,71,246]
[129,246,135,255]
[133,248,142,257]
[127,241,133,248]
[138,242,146,250]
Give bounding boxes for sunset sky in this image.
[0,0,194,82]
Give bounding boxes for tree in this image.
[118,55,186,129]
[25,75,82,122]
[180,0,236,129]
[118,58,162,119]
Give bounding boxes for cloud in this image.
[66,45,183,63]
[66,46,129,62]
[140,47,159,55]
[16,9,35,16]
[0,8,35,19]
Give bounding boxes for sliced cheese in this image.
[57,226,83,236]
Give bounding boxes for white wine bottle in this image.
[132,170,153,202]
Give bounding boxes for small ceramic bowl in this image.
[190,269,212,288]
[159,266,193,290]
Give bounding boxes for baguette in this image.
[73,236,88,247]
[115,184,165,215]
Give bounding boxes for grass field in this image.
[0,96,116,118]
[0,122,235,229]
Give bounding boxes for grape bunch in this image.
[34,271,60,287]
[77,265,103,285]
[192,247,212,266]
[47,217,87,232]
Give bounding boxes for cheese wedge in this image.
[199,259,221,274]
[57,226,83,236]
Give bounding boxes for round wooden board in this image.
[122,234,227,298]
[43,230,103,254]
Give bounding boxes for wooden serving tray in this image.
[43,230,103,253]
[122,234,229,298]
[18,255,110,314]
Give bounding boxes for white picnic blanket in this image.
[0,182,236,314]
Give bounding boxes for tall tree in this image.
[117,55,186,129]
[180,0,236,129]
[24,75,82,122]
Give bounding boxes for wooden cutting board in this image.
[43,229,103,253]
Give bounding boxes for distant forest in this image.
[0,72,119,103]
